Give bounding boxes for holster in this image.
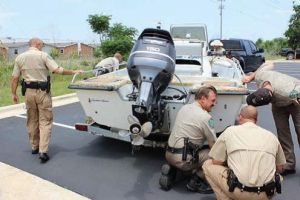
[181,138,202,163]
[21,79,26,96]
[227,169,238,192]
[275,172,281,194]
[188,142,200,164]
[264,181,276,197]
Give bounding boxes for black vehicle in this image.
[280,48,300,60]
[209,39,265,73]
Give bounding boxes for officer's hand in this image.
[242,75,252,83]
[12,94,19,104]
[73,69,84,74]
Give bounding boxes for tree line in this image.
[256,4,300,56]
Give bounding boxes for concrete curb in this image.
[0,93,79,119]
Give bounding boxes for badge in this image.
[208,118,214,128]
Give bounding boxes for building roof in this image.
[3,42,28,48]
[50,42,77,48]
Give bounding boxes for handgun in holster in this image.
[188,142,200,163]
[227,169,238,192]
[21,79,26,96]
[275,172,281,194]
[182,137,189,161]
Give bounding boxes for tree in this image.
[101,37,134,59]
[50,48,59,59]
[255,38,264,49]
[285,4,300,49]
[100,23,138,59]
[87,14,111,42]
[108,23,137,40]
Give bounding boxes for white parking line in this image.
[15,114,75,130]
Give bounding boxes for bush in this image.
[93,46,102,58]
[50,48,59,59]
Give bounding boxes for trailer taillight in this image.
[75,123,88,131]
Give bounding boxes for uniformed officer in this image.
[11,38,83,163]
[210,40,225,56]
[203,105,286,200]
[243,61,300,176]
[93,52,122,76]
[160,86,217,193]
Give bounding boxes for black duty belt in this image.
[25,82,48,90]
[166,146,186,154]
[236,180,275,194]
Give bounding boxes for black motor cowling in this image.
[127,28,176,127]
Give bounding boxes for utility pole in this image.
[218,0,225,39]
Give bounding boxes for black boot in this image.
[186,174,213,194]
[31,149,39,154]
[159,164,177,191]
[39,153,50,163]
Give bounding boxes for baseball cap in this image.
[246,88,273,107]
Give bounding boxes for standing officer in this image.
[203,105,286,200]
[159,86,217,193]
[93,52,122,76]
[243,61,300,176]
[11,38,83,163]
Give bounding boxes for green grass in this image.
[0,58,97,107]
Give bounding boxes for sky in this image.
[0,0,299,44]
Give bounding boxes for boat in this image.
[69,24,248,149]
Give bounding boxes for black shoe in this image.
[31,149,39,154]
[39,153,50,163]
[186,175,213,194]
[280,169,296,176]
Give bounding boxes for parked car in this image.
[209,39,265,73]
[280,48,300,60]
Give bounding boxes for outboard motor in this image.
[127,28,176,140]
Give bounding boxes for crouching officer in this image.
[159,86,217,193]
[203,106,286,200]
[11,38,83,163]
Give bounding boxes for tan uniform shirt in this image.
[255,69,300,106]
[12,47,60,82]
[168,102,216,148]
[209,122,286,187]
[95,57,120,72]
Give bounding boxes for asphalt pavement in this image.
[0,61,300,200]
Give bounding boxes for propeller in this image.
[127,114,153,146]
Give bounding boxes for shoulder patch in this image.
[208,118,214,128]
[289,89,298,98]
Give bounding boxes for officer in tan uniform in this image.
[210,40,225,56]
[159,86,217,193]
[11,38,83,163]
[243,61,300,176]
[93,52,122,76]
[203,105,286,200]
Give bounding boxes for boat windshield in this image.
[211,59,244,81]
[171,26,206,41]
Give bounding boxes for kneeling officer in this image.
[203,106,286,200]
[159,86,217,193]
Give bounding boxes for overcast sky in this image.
[0,0,298,43]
